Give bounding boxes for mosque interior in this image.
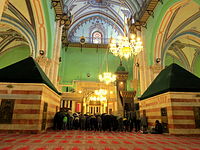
[0,0,200,135]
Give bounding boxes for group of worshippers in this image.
[53,109,163,134]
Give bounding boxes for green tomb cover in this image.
[0,57,60,95]
[140,63,200,100]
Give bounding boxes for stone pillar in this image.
[72,101,76,113]
[0,0,8,20]
[100,104,103,114]
[137,29,153,95]
[50,20,64,87]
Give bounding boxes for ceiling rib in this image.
[130,0,162,32]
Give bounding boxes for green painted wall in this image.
[59,47,134,92]
[193,55,200,77]
[164,54,184,68]
[193,0,200,5]
[0,45,30,69]
[42,0,56,58]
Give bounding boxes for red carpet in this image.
[0,130,200,150]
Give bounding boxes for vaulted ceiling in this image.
[164,1,200,71]
[0,0,35,55]
[63,0,148,43]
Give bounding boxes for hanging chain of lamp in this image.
[99,47,116,84]
[109,1,143,59]
[98,8,116,85]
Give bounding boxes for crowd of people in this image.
[53,110,163,134]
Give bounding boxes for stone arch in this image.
[30,0,48,57]
[153,0,192,64]
[0,16,36,57]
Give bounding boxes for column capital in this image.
[150,63,163,74]
[35,56,52,68]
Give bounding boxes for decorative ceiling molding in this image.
[68,15,124,40]
[54,0,151,46]
[0,29,27,53]
[8,2,35,34]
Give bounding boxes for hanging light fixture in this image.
[94,89,107,96]
[98,6,116,84]
[110,34,143,59]
[98,47,116,85]
[109,2,143,59]
[89,95,107,101]
[99,72,116,84]
[89,89,107,101]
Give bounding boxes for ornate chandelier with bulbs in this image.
[89,89,108,101]
[89,95,107,101]
[94,89,107,96]
[109,34,143,59]
[99,72,116,85]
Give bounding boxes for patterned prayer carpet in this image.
[0,130,200,150]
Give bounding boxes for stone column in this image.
[0,0,8,20]
[137,29,153,95]
[100,104,103,114]
[72,101,76,113]
[50,20,64,87]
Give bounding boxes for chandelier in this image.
[109,34,143,59]
[89,95,107,101]
[99,72,116,85]
[89,89,108,101]
[94,89,107,95]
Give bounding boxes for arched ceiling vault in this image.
[62,0,146,43]
[0,0,36,56]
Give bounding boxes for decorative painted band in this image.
[171,98,200,102]
[140,106,194,113]
[145,116,161,119]
[0,90,8,94]
[14,109,40,114]
[170,106,194,110]
[168,124,196,129]
[146,115,194,120]
[15,99,41,104]
[140,106,172,113]
[12,119,42,124]
[139,108,161,112]
[168,115,195,120]
[11,90,42,95]
[11,119,54,124]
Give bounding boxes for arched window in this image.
[92,31,102,44]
